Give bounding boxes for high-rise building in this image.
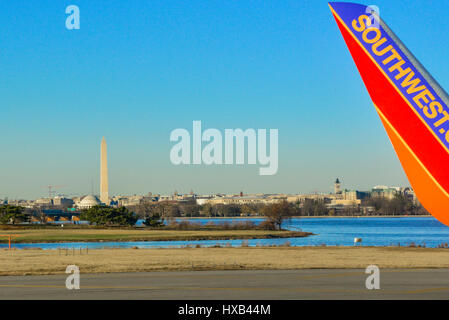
[100,137,109,204]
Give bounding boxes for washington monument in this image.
[100,137,109,204]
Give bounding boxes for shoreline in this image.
[177,215,432,219]
[0,229,313,244]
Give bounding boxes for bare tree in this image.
[262,200,296,230]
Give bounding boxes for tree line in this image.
[129,195,428,218]
[129,200,297,230]
[0,201,298,230]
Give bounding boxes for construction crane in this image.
[43,185,65,198]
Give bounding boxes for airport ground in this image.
[3,247,449,299]
[3,269,449,300]
[2,246,449,276]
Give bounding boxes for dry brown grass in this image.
[2,246,449,276]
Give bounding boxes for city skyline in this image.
[1,1,448,199]
[1,177,412,212]
[2,134,411,200]
[1,171,409,201]
[0,131,415,200]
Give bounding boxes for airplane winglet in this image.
[329,2,449,225]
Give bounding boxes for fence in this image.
[58,247,89,255]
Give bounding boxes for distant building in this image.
[402,187,418,203]
[207,195,281,205]
[371,186,400,199]
[35,198,54,206]
[6,199,33,208]
[334,178,342,194]
[342,190,370,201]
[159,192,196,202]
[288,179,371,208]
[287,193,336,206]
[196,196,212,205]
[111,194,159,207]
[76,195,101,209]
[53,197,74,207]
[330,199,361,206]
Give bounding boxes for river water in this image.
[3,217,449,249]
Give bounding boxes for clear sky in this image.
[1,0,448,199]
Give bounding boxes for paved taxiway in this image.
[2,269,449,300]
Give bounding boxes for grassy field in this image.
[0,228,310,243]
[2,246,449,275]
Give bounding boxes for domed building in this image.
[76,195,101,209]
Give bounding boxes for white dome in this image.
[78,195,101,209]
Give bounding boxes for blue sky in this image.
[1,0,448,199]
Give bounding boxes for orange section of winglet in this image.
[376,107,449,225]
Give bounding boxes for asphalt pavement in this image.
[2,269,449,300]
